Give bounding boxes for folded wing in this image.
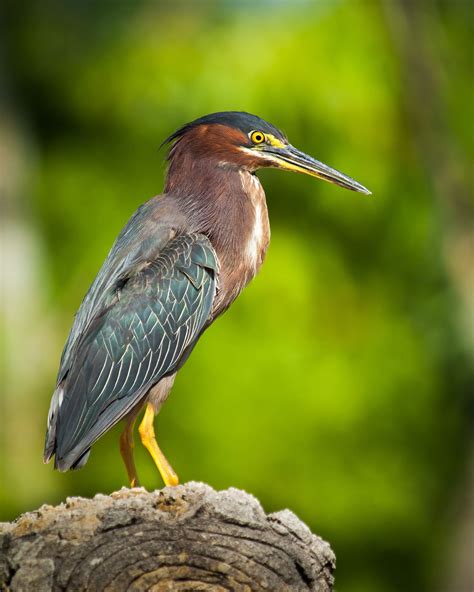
[44,231,218,471]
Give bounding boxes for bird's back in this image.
[45,197,218,470]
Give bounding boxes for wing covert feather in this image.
[48,233,218,470]
[57,200,181,385]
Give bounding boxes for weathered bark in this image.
[0,482,335,591]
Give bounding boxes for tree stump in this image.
[0,482,335,591]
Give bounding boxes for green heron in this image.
[44,111,370,487]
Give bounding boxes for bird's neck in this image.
[165,155,271,314]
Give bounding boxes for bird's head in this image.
[163,111,371,195]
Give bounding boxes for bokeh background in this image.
[1,1,473,591]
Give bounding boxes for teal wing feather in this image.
[45,232,218,471]
[57,201,176,384]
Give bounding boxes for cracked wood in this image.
[0,482,335,591]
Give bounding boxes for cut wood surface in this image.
[0,482,335,591]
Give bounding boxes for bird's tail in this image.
[43,385,63,464]
[44,385,92,471]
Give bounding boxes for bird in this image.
[44,111,370,487]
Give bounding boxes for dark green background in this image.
[1,2,472,591]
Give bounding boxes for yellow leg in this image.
[119,415,140,487]
[138,403,179,487]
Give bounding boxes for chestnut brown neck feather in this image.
[164,126,271,315]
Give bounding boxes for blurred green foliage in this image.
[1,2,472,591]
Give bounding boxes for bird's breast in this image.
[244,176,267,271]
[211,171,270,317]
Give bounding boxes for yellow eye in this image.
[250,130,266,144]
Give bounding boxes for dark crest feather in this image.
[161,111,286,150]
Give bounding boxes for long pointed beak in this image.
[263,144,371,195]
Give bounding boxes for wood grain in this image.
[0,482,335,591]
